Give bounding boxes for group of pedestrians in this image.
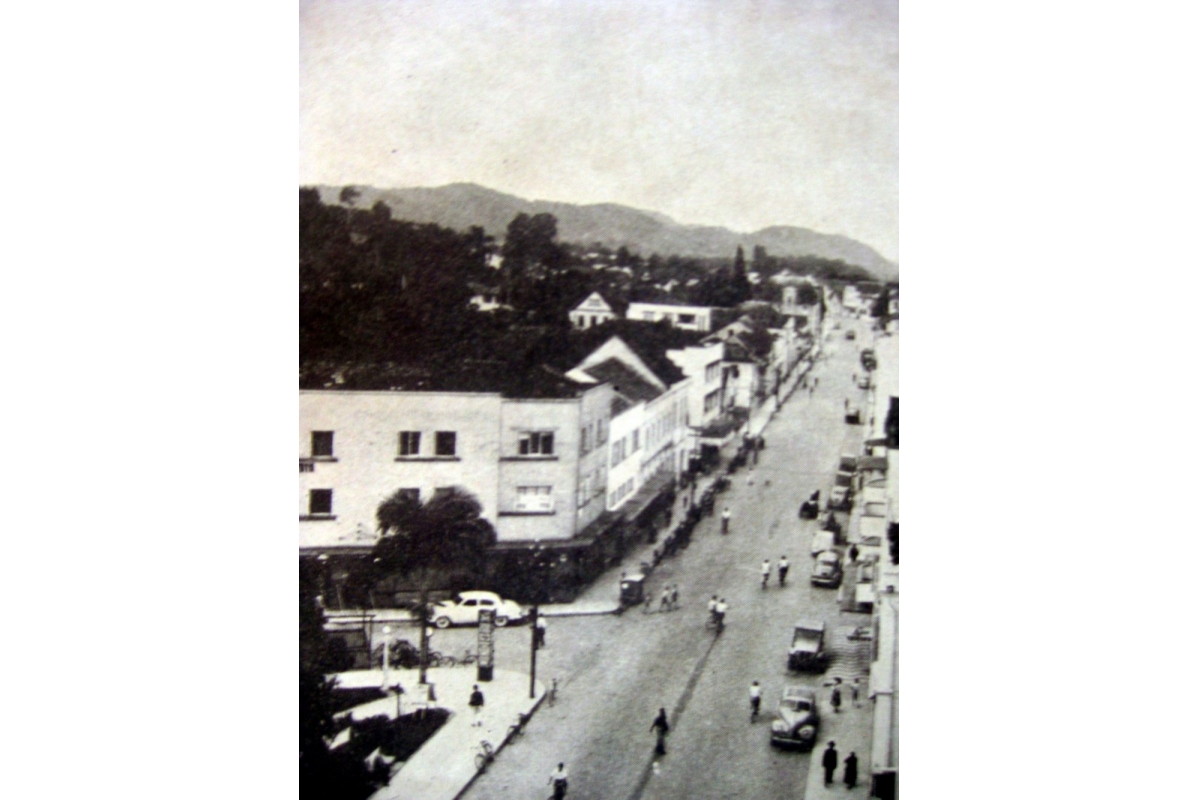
[646,584,680,613]
[759,555,790,588]
[706,595,728,630]
[821,741,859,789]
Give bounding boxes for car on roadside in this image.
[429,591,527,629]
[844,405,862,424]
[770,686,820,749]
[810,550,843,588]
[845,329,856,340]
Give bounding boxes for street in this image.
[433,315,874,800]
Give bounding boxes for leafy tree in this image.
[871,284,891,318]
[338,185,361,207]
[369,487,497,684]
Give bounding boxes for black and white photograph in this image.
[298,2,896,798]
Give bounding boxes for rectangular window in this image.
[631,429,640,451]
[398,431,421,456]
[518,431,554,455]
[435,431,457,456]
[580,426,590,454]
[597,418,608,444]
[678,313,696,324]
[515,485,553,512]
[311,431,334,457]
[308,489,333,515]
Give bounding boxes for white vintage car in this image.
[429,591,527,628]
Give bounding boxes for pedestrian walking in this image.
[650,708,670,755]
[549,763,569,799]
[670,584,679,611]
[749,680,762,722]
[721,506,731,534]
[469,684,485,727]
[760,558,771,589]
[747,467,755,486]
[822,741,838,786]
[659,585,672,612]
[851,678,861,708]
[777,555,789,587]
[848,543,859,564]
[831,681,842,714]
[843,752,859,789]
[535,615,547,649]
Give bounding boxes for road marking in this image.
[625,630,722,800]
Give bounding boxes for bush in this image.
[345,709,451,763]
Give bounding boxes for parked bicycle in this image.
[507,711,532,739]
[474,740,495,772]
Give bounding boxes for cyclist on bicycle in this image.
[549,762,569,799]
[721,506,731,534]
[714,598,728,631]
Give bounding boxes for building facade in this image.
[568,292,618,329]
[299,383,614,556]
[626,301,714,332]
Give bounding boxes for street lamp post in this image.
[381,624,391,690]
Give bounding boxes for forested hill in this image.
[313,183,898,281]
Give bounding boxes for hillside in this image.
[313,183,898,281]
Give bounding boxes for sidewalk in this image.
[332,667,545,800]
[805,683,873,800]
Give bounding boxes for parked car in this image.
[429,591,527,628]
[810,529,835,557]
[845,329,856,340]
[810,550,843,588]
[787,620,831,672]
[828,485,851,511]
[844,405,862,424]
[770,686,820,749]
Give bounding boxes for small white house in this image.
[569,292,618,329]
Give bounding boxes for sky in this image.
[300,0,898,263]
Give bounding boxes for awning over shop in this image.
[860,515,887,546]
[857,456,888,472]
[621,471,675,526]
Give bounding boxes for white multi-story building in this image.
[299,381,614,555]
[566,336,692,512]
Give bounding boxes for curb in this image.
[451,687,548,800]
[540,606,620,618]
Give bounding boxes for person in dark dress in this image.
[843,752,859,789]
[650,708,670,755]
[822,741,838,785]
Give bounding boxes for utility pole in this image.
[529,605,539,699]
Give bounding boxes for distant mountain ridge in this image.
[313,182,898,281]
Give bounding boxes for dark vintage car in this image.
[787,620,831,672]
[770,686,820,749]
[810,550,843,588]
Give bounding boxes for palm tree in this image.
[371,487,497,684]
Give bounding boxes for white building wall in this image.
[626,302,713,332]
[666,342,725,430]
[299,391,503,551]
[606,401,644,511]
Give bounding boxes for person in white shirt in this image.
[749,680,763,721]
[714,598,728,631]
[549,763,569,799]
[777,556,790,587]
[721,506,731,534]
[760,559,772,589]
